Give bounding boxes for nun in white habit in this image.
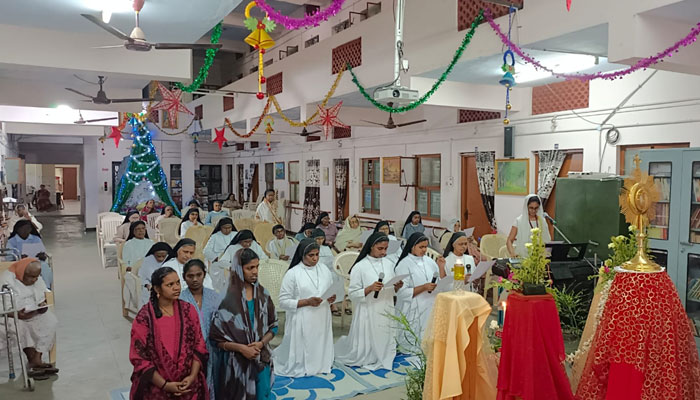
[394,233,447,353]
[273,239,337,377]
[161,238,214,290]
[218,230,269,267]
[137,242,173,307]
[121,221,154,268]
[335,232,403,371]
[203,218,237,292]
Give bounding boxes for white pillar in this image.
[181,140,195,205]
[82,137,98,229]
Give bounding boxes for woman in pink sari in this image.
[129,266,209,400]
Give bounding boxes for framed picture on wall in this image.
[495,158,530,195]
[382,157,400,184]
[275,162,285,179]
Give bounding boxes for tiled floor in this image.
[28,200,81,217]
[0,215,406,399]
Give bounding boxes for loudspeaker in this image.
[504,126,514,158]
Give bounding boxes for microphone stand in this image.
[547,217,597,272]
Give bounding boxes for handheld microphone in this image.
[428,271,438,293]
[374,272,385,299]
[544,212,557,225]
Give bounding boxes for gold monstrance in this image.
[619,155,662,272]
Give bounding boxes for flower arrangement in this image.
[491,227,550,293]
[591,225,643,285]
[487,320,503,353]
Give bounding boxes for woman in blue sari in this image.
[210,248,278,400]
[180,259,223,399]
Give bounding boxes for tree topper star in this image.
[109,126,123,148]
[213,127,227,150]
[150,82,193,127]
[309,101,349,139]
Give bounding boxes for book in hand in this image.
[23,303,49,312]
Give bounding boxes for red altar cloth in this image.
[575,271,700,400]
[497,292,574,400]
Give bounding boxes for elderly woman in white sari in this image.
[122,221,154,269]
[334,215,364,252]
[506,194,551,258]
[395,233,447,353]
[137,242,173,307]
[0,258,58,380]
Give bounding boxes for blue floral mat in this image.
[110,354,417,400]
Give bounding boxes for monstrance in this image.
[618,154,662,272]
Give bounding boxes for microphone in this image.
[428,271,438,293]
[544,212,557,225]
[374,272,385,299]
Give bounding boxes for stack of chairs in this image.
[98,214,123,269]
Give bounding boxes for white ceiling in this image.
[0,0,241,43]
[644,0,700,24]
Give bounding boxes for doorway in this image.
[247,164,259,202]
[460,155,493,240]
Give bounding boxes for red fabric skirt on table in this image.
[497,292,574,400]
[575,271,700,400]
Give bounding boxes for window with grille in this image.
[198,165,222,195]
[362,158,380,214]
[288,161,300,204]
[416,155,441,220]
[332,38,362,74]
[305,35,319,48]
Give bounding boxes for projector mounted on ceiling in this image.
[373,86,419,106]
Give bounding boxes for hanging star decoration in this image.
[309,101,349,139]
[109,126,123,148]
[566,0,572,11]
[213,127,227,150]
[151,82,193,127]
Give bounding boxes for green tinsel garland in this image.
[349,10,484,113]
[174,22,223,93]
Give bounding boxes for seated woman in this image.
[162,239,213,290]
[266,224,296,261]
[0,258,58,380]
[210,248,278,399]
[139,199,158,222]
[155,206,178,229]
[180,260,223,397]
[443,232,478,292]
[35,185,52,212]
[219,230,269,266]
[315,212,338,247]
[311,229,335,273]
[205,201,228,226]
[204,218,237,263]
[3,204,43,236]
[334,215,364,252]
[401,211,425,239]
[138,242,173,307]
[129,267,209,399]
[222,193,240,210]
[7,220,52,289]
[114,211,140,244]
[507,194,551,258]
[122,221,155,268]
[180,208,203,238]
[395,233,447,353]
[273,239,336,377]
[294,223,315,242]
[335,232,403,370]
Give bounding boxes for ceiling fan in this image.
[277,127,322,137]
[74,110,118,124]
[66,76,153,105]
[81,0,222,52]
[361,102,427,129]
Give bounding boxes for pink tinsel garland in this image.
[484,8,700,81]
[256,0,346,30]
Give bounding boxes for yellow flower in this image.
[598,266,606,274]
[608,242,615,249]
[616,235,625,241]
[629,225,637,232]
[604,259,612,267]
[531,227,541,234]
[525,243,533,248]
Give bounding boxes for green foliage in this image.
[489,227,550,292]
[591,225,645,285]
[243,17,258,31]
[384,312,425,400]
[549,285,590,338]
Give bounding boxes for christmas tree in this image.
[111,115,181,216]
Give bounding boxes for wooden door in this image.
[251,164,259,202]
[535,150,584,237]
[461,155,493,240]
[62,167,78,200]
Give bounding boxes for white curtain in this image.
[537,150,567,201]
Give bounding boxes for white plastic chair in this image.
[333,251,360,328]
[157,218,181,247]
[146,213,159,232]
[100,216,123,269]
[426,248,441,262]
[256,259,290,311]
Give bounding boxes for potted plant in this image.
[491,227,550,295]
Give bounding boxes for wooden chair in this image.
[333,251,360,328]
[157,218,181,247]
[256,259,290,311]
[253,222,275,257]
[184,225,214,261]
